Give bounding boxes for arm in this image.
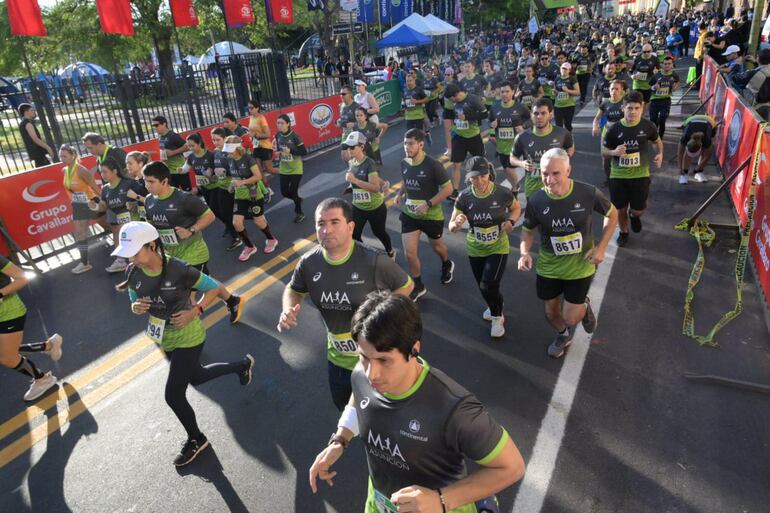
[171,273,221,328]
[448,208,467,233]
[585,207,618,265]
[78,167,102,200]
[367,93,380,114]
[346,171,382,192]
[309,395,357,493]
[25,124,53,154]
[592,108,604,137]
[653,137,664,168]
[518,228,536,271]
[431,181,454,205]
[277,285,305,332]
[0,261,29,296]
[166,145,186,158]
[234,164,263,187]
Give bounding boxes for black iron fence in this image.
[0,52,339,176]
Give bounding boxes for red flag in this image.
[169,0,199,27]
[223,0,255,26]
[96,0,134,35]
[265,0,293,24]
[7,0,48,37]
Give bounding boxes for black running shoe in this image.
[547,331,574,359]
[582,297,597,334]
[616,232,629,247]
[173,435,210,466]
[409,282,427,302]
[239,354,255,386]
[629,213,642,233]
[227,295,242,324]
[440,259,455,284]
[227,238,243,251]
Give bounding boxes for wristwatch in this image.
[426,199,433,208]
[189,226,197,234]
[328,433,349,450]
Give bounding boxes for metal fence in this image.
[0,52,340,176]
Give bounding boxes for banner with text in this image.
[368,79,403,119]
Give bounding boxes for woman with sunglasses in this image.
[247,100,275,203]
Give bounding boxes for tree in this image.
[131,0,176,92]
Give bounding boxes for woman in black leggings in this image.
[275,114,308,223]
[341,131,394,257]
[115,221,254,467]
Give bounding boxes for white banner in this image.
[655,0,670,19]
[528,15,539,35]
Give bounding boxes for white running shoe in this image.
[71,262,93,274]
[490,316,505,338]
[46,334,63,361]
[482,308,493,321]
[105,258,128,273]
[693,172,707,183]
[24,372,57,402]
[678,175,688,185]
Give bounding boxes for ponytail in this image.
[114,238,167,292]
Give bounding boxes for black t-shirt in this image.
[19,118,45,158]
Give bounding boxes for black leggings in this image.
[214,189,237,237]
[469,253,508,317]
[554,106,575,132]
[577,74,590,103]
[280,174,303,214]
[352,204,392,253]
[649,98,671,138]
[164,342,245,440]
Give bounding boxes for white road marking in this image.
[511,241,619,513]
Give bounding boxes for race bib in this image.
[528,162,541,176]
[328,332,358,355]
[635,72,648,81]
[373,489,398,513]
[454,119,469,130]
[473,225,500,244]
[619,152,641,168]
[116,211,132,225]
[214,168,227,178]
[146,315,166,344]
[556,91,569,102]
[550,232,583,256]
[521,95,534,105]
[280,152,294,162]
[158,228,179,246]
[405,198,427,214]
[578,64,588,72]
[72,192,88,204]
[497,127,515,140]
[656,86,670,96]
[405,98,415,108]
[195,175,209,186]
[160,149,168,161]
[138,205,147,219]
[353,190,371,203]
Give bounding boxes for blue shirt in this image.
[666,34,684,56]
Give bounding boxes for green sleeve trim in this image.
[604,204,616,218]
[398,276,413,290]
[0,261,11,274]
[440,180,452,188]
[202,208,213,217]
[475,429,510,465]
[288,285,308,295]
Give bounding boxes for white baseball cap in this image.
[354,79,367,86]
[722,45,740,56]
[223,142,240,153]
[342,131,367,147]
[111,221,160,258]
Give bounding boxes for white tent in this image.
[423,14,460,35]
[195,41,253,69]
[383,13,438,37]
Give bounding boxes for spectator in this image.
[745,49,770,121]
[719,45,744,78]
[18,103,53,167]
[336,55,351,86]
[666,26,684,58]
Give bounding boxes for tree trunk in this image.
[155,32,177,95]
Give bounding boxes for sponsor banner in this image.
[749,131,770,306]
[223,0,255,26]
[169,0,199,27]
[7,0,47,37]
[367,79,403,119]
[699,57,718,115]
[358,0,376,23]
[262,95,342,147]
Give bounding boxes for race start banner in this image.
[367,79,403,119]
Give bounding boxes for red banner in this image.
[699,57,718,116]
[265,0,294,24]
[169,0,199,27]
[7,0,47,37]
[223,0,255,26]
[96,0,134,35]
[749,131,770,304]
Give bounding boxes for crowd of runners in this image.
[1,6,739,512]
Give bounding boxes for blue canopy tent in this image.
[376,25,432,49]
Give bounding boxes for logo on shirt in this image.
[360,397,370,409]
[367,430,408,469]
[552,218,575,231]
[543,207,550,215]
[399,419,429,442]
[313,272,322,282]
[135,281,142,289]
[408,419,420,433]
[320,290,351,310]
[473,212,493,222]
[351,272,359,280]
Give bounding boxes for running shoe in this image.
[678,175,688,185]
[443,149,451,158]
[46,334,63,361]
[173,434,210,467]
[238,246,258,262]
[490,316,505,338]
[582,297,597,334]
[227,238,243,251]
[71,262,93,275]
[239,354,255,386]
[693,172,707,183]
[228,295,242,324]
[616,232,629,247]
[294,213,306,223]
[409,282,427,302]
[629,213,642,233]
[547,330,574,359]
[265,187,274,204]
[440,259,455,284]
[105,258,128,273]
[24,372,57,402]
[264,238,278,254]
[482,308,493,321]
[387,249,397,260]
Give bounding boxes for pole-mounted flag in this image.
[7,0,48,36]
[96,0,135,35]
[169,0,199,27]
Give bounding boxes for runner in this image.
[114,221,254,466]
[553,62,580,132]
[515,65,543,110]
[338,85,360,162]
[0,255,62,401]
[142,161,243,323]
[342,132,394,257]
[602,91,663,247]
[489,81,531,192]
[183,133,215,202]
[444,83,488,201]
[152,116,190,192]
[353,79,381,124]
[592,62,619,105]
[403,72,430,144]
[125,150,150,221]
[677,114,717,184]
[510,98,575,199]
[308,291,525,511]
[423,66,442,127]
[277,198,412,410]
[592,80,627,182]
[247,99,278,184]
[353,107,389,166]
[224,135,279,260]
[210,127,241,249]
[82,132,128,176]
[396,129,455,300]
[449,157,520,338]
[222,112,252,147]
[275,114,308,223]
[648,56,681,138]
[536,53,560,102]
[518,148,618,358]
[441,67,458,158]
[630,44,659,107]
[573,42,594,105]
[60,144,110,275]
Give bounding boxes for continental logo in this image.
[374,90,393,108]
[727,110,741,158]
[309,103,333,129]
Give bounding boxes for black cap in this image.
[465,156,492,177]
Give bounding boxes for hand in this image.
[282,146,291,154]
[518,253,533,271]
[308,443,344,493]
[345,172,356,183]
[414,203,430,215]
[346,122,355,130]
[450,213,467,232]
[592,126,600,137]
[584,246,606,265]
[615,144,627,157]
[171,308,198,328]
[502,219,516,234]
[131,297,151,315]
[490,119,498,129]
[126,189,139,200]
[214,167,226,177]
[174,226,193,240]
[232,180,244,188]
[393,195,402,207]
[653,152,663,168]
[457,112,466,121]
[87,200,99,211]
[375,137,381,145]
[277,304,301,332]
[390,486,443,513]
[523,160,535,173]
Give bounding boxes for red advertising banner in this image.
[265,0,294,24]
[7,0,47,37]
[749,131,770,304]
[699,57,718,116]
[169,0,199,27]
[223,0,255,26]
[96,0,135,35]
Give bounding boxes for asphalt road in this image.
[1,83,769,513]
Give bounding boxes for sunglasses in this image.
[340,92,349,96]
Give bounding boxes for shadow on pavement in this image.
[176,445,249,513]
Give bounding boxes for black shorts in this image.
[609,177,651,211]
[253,147,273,162]
[450,135,485,163]
[399,212,444,239]
[170,173,192,192]
[406,119,424,131]
[443,108,456,121]
[536,274,593,304]
[681,123,713,148]
[190,262,210,275]
[233,197,265,218]
[71,203,102,221]
[634,88,652,103]
[0,314,26,334]
[497,153,513,169]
